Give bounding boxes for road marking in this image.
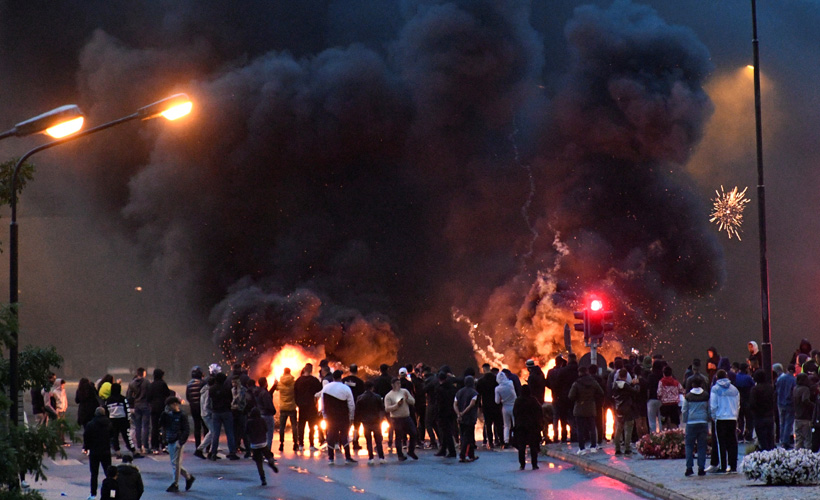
[49,459,82,466]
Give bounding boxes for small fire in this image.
[544,358,613,441]
[265,344,321,388]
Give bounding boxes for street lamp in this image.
[7,93,192,426]
[748,0,773,382]
[0,105,85,141]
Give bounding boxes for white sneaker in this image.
[704,465,716,472]
[576,449,588,456]
[589,446,598,453]
[379,458,387,464]
[367,459,374,466]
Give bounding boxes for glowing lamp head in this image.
[161,101,193,121]
[45,116,84,138]
[590,299,603,311]
[137,93,193,121]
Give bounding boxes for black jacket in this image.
[159,408,190,444]
[372,374,392,399]
[116,464,144,500]
[342,375,365,402]
[355,391,384,426]
[475,372,499,413]
[527,368,547,405]
[294,375,322,410]
[254,387,276,416]
[749,383,776,420]
[84,414,113,456]
[513,395,543,446]
[434,379,457,420]
[186,378,204,408]
[147,380,171,414]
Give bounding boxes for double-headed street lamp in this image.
[7,93,193,426]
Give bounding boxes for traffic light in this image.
[587,298,614,342]
[573,309,588,343]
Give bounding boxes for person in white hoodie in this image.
[708,370,739,474]
[494,371,517,448]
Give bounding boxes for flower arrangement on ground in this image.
[636,428,685,459]
[742,448,820,485]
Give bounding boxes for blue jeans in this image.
[263,415,275,452]
[167,441,191,485]
[685,422,708,471]
[779,407,795,447]
[133,407,151,450]
[210,411,236,457]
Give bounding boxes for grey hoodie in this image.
[683,387,710,424]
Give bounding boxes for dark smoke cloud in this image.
[1,0,755,376]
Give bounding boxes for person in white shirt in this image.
[318,370,356,464]
[385,378,418,461]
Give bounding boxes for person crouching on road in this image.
[160,396,195,492]
[385,376,419,461]
[247,407,279,485]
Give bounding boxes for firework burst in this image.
[710,185,750,240]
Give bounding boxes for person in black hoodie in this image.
[476,363,502,449]
[294,363,323,451]
[209,372,239,460]
[342,364,365,450]
[748,369,776,451]
[545,356,566,443]
[513,385,543,470]
[84,407,112,499]
[556,354,580,443]
[356,381,386,463]
[147,368,171,454]
[423,367,440,450]
[247,407,278,485]
[115,456,144,500]
[433,372,457,457]
[106,383,138,457]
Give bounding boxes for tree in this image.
[0,161,76,497]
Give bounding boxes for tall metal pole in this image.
[8,113,140,426]
[750,0,773,382]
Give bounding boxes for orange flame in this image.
[264,344,321,388]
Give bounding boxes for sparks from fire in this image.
[710,185,749,240]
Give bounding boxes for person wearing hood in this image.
[711,358,736,386]
[790,339,813,367]
[709,370,739,474]
[526,360,546,405]
[106,383,138,458]
[84,407,113,500]
[545,356,567,443]
[513,385,543,470]
[494,371,517,449]
[160,396,195,492]
[684,359,710,393]
[454,375,479,462]
[746,342,762,370]
[682,377,710,477]
[115,455,144,500]
[802,350,820,376]
[568,365,604,455]
[774,363,796,449]
[705,348,720,382]
[611,368,639,456]
[502,368,522,397]
[748,369,776,451]
[793,373,814,450]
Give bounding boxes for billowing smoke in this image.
[0,0,729,375]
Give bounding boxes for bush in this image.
[743,448,820,485]
[636,428,685,459]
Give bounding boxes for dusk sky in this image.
[0,0,817,379]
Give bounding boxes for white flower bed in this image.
[742,448,820,485]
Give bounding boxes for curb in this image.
[543,448,695,500]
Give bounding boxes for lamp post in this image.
[7,93,192,426]
[0,104,85,141]
[749,0,773,382]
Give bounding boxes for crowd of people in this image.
[29,336,820,498]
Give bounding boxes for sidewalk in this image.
[543,441,817,500]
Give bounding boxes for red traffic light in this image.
[590,299,603,311]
